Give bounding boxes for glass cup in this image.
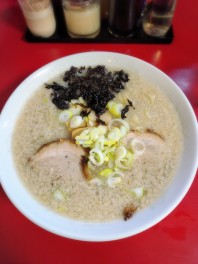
[108,0,145,37]
[62,0,101,38]
[142,0,177,37]
[18,0,56,38]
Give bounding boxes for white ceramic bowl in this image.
[0,52,197,241]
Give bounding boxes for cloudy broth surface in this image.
[12,68,183,222]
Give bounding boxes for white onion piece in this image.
[115,159,128,170]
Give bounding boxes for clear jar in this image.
[62,0,101,38]
[18,0,56,38]
[142,0,177,37]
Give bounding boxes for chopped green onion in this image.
[99,168,113,177]
[107,175,122,188]
[120,125,128,137]
[87,161,96,171]
[70,105,82,115]
[108,118,130,132]
[43,97,49,103]
[107,101,114,110]
[122,151,134,167]
[107,127,122,141]
[115,146,127,159]
[89,148,104,166]
[75,135,89,141]
[71,97,86,106]
[53,189,66,201]
[59,110,73,123]
[89,178,102,186]
[108,102,124,118]
[104,140,116,146]
[69,115,83,128]
[129,187,144,199]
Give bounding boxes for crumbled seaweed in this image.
[121,99,135,119]
[80,110,91,118]
[45,66,130,116]
[96,117,106,125]
[52,97,70,109]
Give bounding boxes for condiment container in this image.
[101,0,109,19]
[18,0,56,38]
[108,0,145,37]
[142,0,177,37]
[62,0,101,38]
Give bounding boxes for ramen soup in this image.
[12,66,183,222]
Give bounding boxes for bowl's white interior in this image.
[0,52,197,241]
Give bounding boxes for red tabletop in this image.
[0,0,198,263]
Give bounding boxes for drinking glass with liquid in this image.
[142,0,177,37]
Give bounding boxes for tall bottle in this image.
[108,0,145,37]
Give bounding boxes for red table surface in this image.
[0,0,198,263]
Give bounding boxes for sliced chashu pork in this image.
[30,130,166,181]
[30,139,87,179]
[78,130,166,181]
[122,130,165,157]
